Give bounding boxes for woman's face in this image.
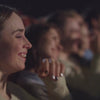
[62,18,81,53]
[38,28,62,60]
[0,12,32,74]
[64,18,81,40]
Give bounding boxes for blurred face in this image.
[64,18,81,40]
[0,12,32,74]
[38,28,62,60]
[75,15,84,27]
[62,18,81,53]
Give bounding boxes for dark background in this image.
[0,0,100,18]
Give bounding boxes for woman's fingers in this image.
[42,58,49,75]
[55,61,60,77]
[60,63,65,77]
[49,59,56,80]
[38,58,49,77]
[38,58,65,80]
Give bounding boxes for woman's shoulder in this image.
[16,71,45,86]
[7,81,37,100]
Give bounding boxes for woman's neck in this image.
[0,71,10,100]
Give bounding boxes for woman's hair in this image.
[25,23,59,70]
[0,5,17,32]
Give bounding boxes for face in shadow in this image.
[37,28,62,60]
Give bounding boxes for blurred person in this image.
[63,10,93,67]
[66,10,93,61]
[0,5,37,100]
[86,31,100,100]
[70,23,94,70]
[85,9,100,34]
[10,24,72,100]
[69,9,100,99]
[69,29,100,100]
[85,9,100,53]
[79,24,93,62]
[47,10,95,100]
[47,10,83,76]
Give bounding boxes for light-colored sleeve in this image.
[42,76,72,100]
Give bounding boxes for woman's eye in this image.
[16,35,22,38]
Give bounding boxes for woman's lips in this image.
[18,52,27,61]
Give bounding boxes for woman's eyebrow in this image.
[11,29,25,34]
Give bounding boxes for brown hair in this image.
[0,5,17,32]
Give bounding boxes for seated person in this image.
[10,24,72,100]
[0,5,36,100]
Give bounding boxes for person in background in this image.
[47,10,83,77]
[47,10,95,100]
[85,9,100,53]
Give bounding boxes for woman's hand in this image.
[36,58,72,100]
[37,58,65,80]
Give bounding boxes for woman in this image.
[12,24,72,100]
[0,5,37,100]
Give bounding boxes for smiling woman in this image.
[0,5,36,100]
[0,12,31,73]
[11,24,72,100]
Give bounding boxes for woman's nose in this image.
[24,37,32,49]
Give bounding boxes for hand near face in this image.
[37,59,71,100]
[37,58,65,81]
